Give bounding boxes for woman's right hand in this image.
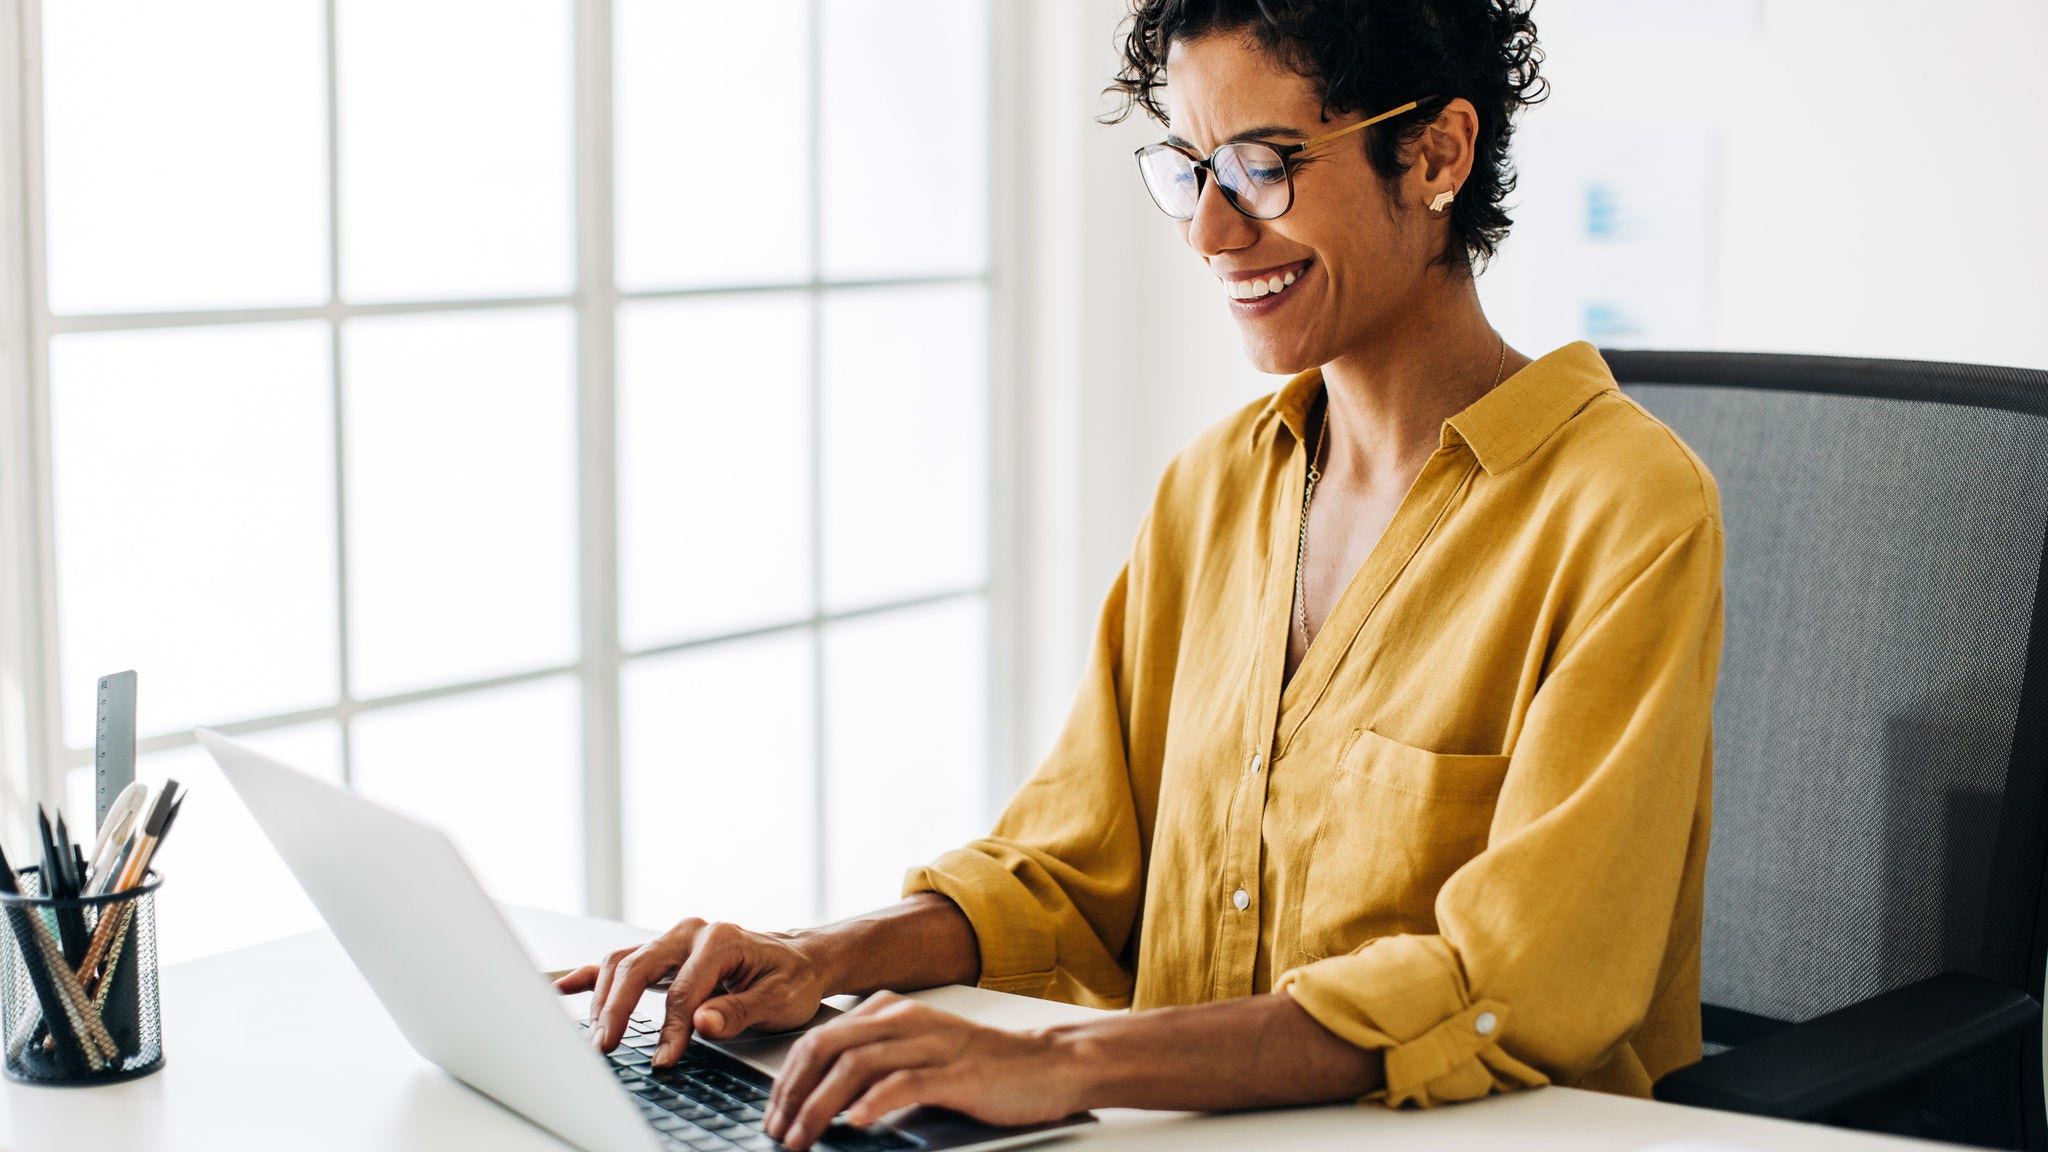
[555,918,837,1067]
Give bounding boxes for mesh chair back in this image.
[1606,351,2048,1147]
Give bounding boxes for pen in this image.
[113,781,179,893]
[88,781,149,882]
[75,781,181,985]
[88,834,134,899]
[158,792,185,845]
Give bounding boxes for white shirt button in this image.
[1231,888,1250,911]
[1474,1011,1498,1036]
[1249,753,1262,775]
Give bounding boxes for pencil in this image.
[0,843,114,1070]
[0,844,78,1069]
[25,905,117,1067]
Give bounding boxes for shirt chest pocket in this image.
[1288,727,1513,966]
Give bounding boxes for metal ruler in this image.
[95,670,137,830]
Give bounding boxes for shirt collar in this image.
[1247,341,1619,475]
[1248,364,1327,457]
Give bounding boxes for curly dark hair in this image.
[1107,0,1548,273]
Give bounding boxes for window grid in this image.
[325,0,353,789]
[22,0,1001,930]
[804,0,831,925]
[574,0,624,924]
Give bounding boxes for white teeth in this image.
[1221,266,1306,302]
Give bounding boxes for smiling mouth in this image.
[1218,259,1312,302]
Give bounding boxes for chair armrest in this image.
[1653,972,2040,1119]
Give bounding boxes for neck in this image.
[1316,273,1511,485]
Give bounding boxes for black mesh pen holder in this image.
[0,866,163,1085]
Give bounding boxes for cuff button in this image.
[1474,1011,1498,1036]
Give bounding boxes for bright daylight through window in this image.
[13,0,995,964]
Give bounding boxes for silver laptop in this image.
[197,728,1094,1152]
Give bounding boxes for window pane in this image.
[343,308,579,699]
[50,323,339,748]
[820,285,987,612]
[65,722,345,966]
[822,597,985,919]
[350,677,582,913]
[336,0,573,302]
[819,0,989,280]
[616,0,809,291]
[40,0,328,314]
[618,295,811,650]
[622,631,815,931]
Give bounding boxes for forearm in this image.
[795,893,980,998]
[1050,992,1384,1112]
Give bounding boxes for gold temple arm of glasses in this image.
[1296,100,1423,152]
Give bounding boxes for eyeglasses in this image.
[1134,99,1424,221]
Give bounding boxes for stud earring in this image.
[1430,187,1456,213]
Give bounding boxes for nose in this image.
[1184,172,1258,258]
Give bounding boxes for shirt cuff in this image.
[1276,934,1548,1107]
[902,847,1058,997]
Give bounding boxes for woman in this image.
[561,1,1723,1146]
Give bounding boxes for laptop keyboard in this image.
[579,1014,918,1152]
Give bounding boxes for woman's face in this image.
[1160,34,1442,375]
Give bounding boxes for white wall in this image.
[1007,0,2048,767]
[1483,0,2048,367]
[1002,0,1285,763]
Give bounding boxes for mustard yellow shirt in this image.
[905,341,1723,1107]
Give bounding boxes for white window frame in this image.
[0,0,1020,928]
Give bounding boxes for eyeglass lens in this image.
[1137,142,1293,221]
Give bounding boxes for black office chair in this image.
[1601,350,2048,1149]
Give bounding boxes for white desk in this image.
[0,909,1958,1151]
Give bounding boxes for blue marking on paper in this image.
[1583,301,1645,342]
[1585,183,1627,241]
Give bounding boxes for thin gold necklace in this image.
[1294,336,1508,651]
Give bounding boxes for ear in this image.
[1413,97,1480,209]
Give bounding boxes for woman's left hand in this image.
[765,991,1079,1151]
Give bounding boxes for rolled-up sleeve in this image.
[904,539,1152,1008]
[1276,515,1724,1106]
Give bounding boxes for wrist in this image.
[784,923,858,999]
[783,894,981,1000]
[1040,1019,1119,1114]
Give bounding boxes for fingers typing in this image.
[552,964,599,994]
[655,920,740,1066]
[781,1038,938,1150]
[596,944,679,1052]
[767,995,920,1143]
